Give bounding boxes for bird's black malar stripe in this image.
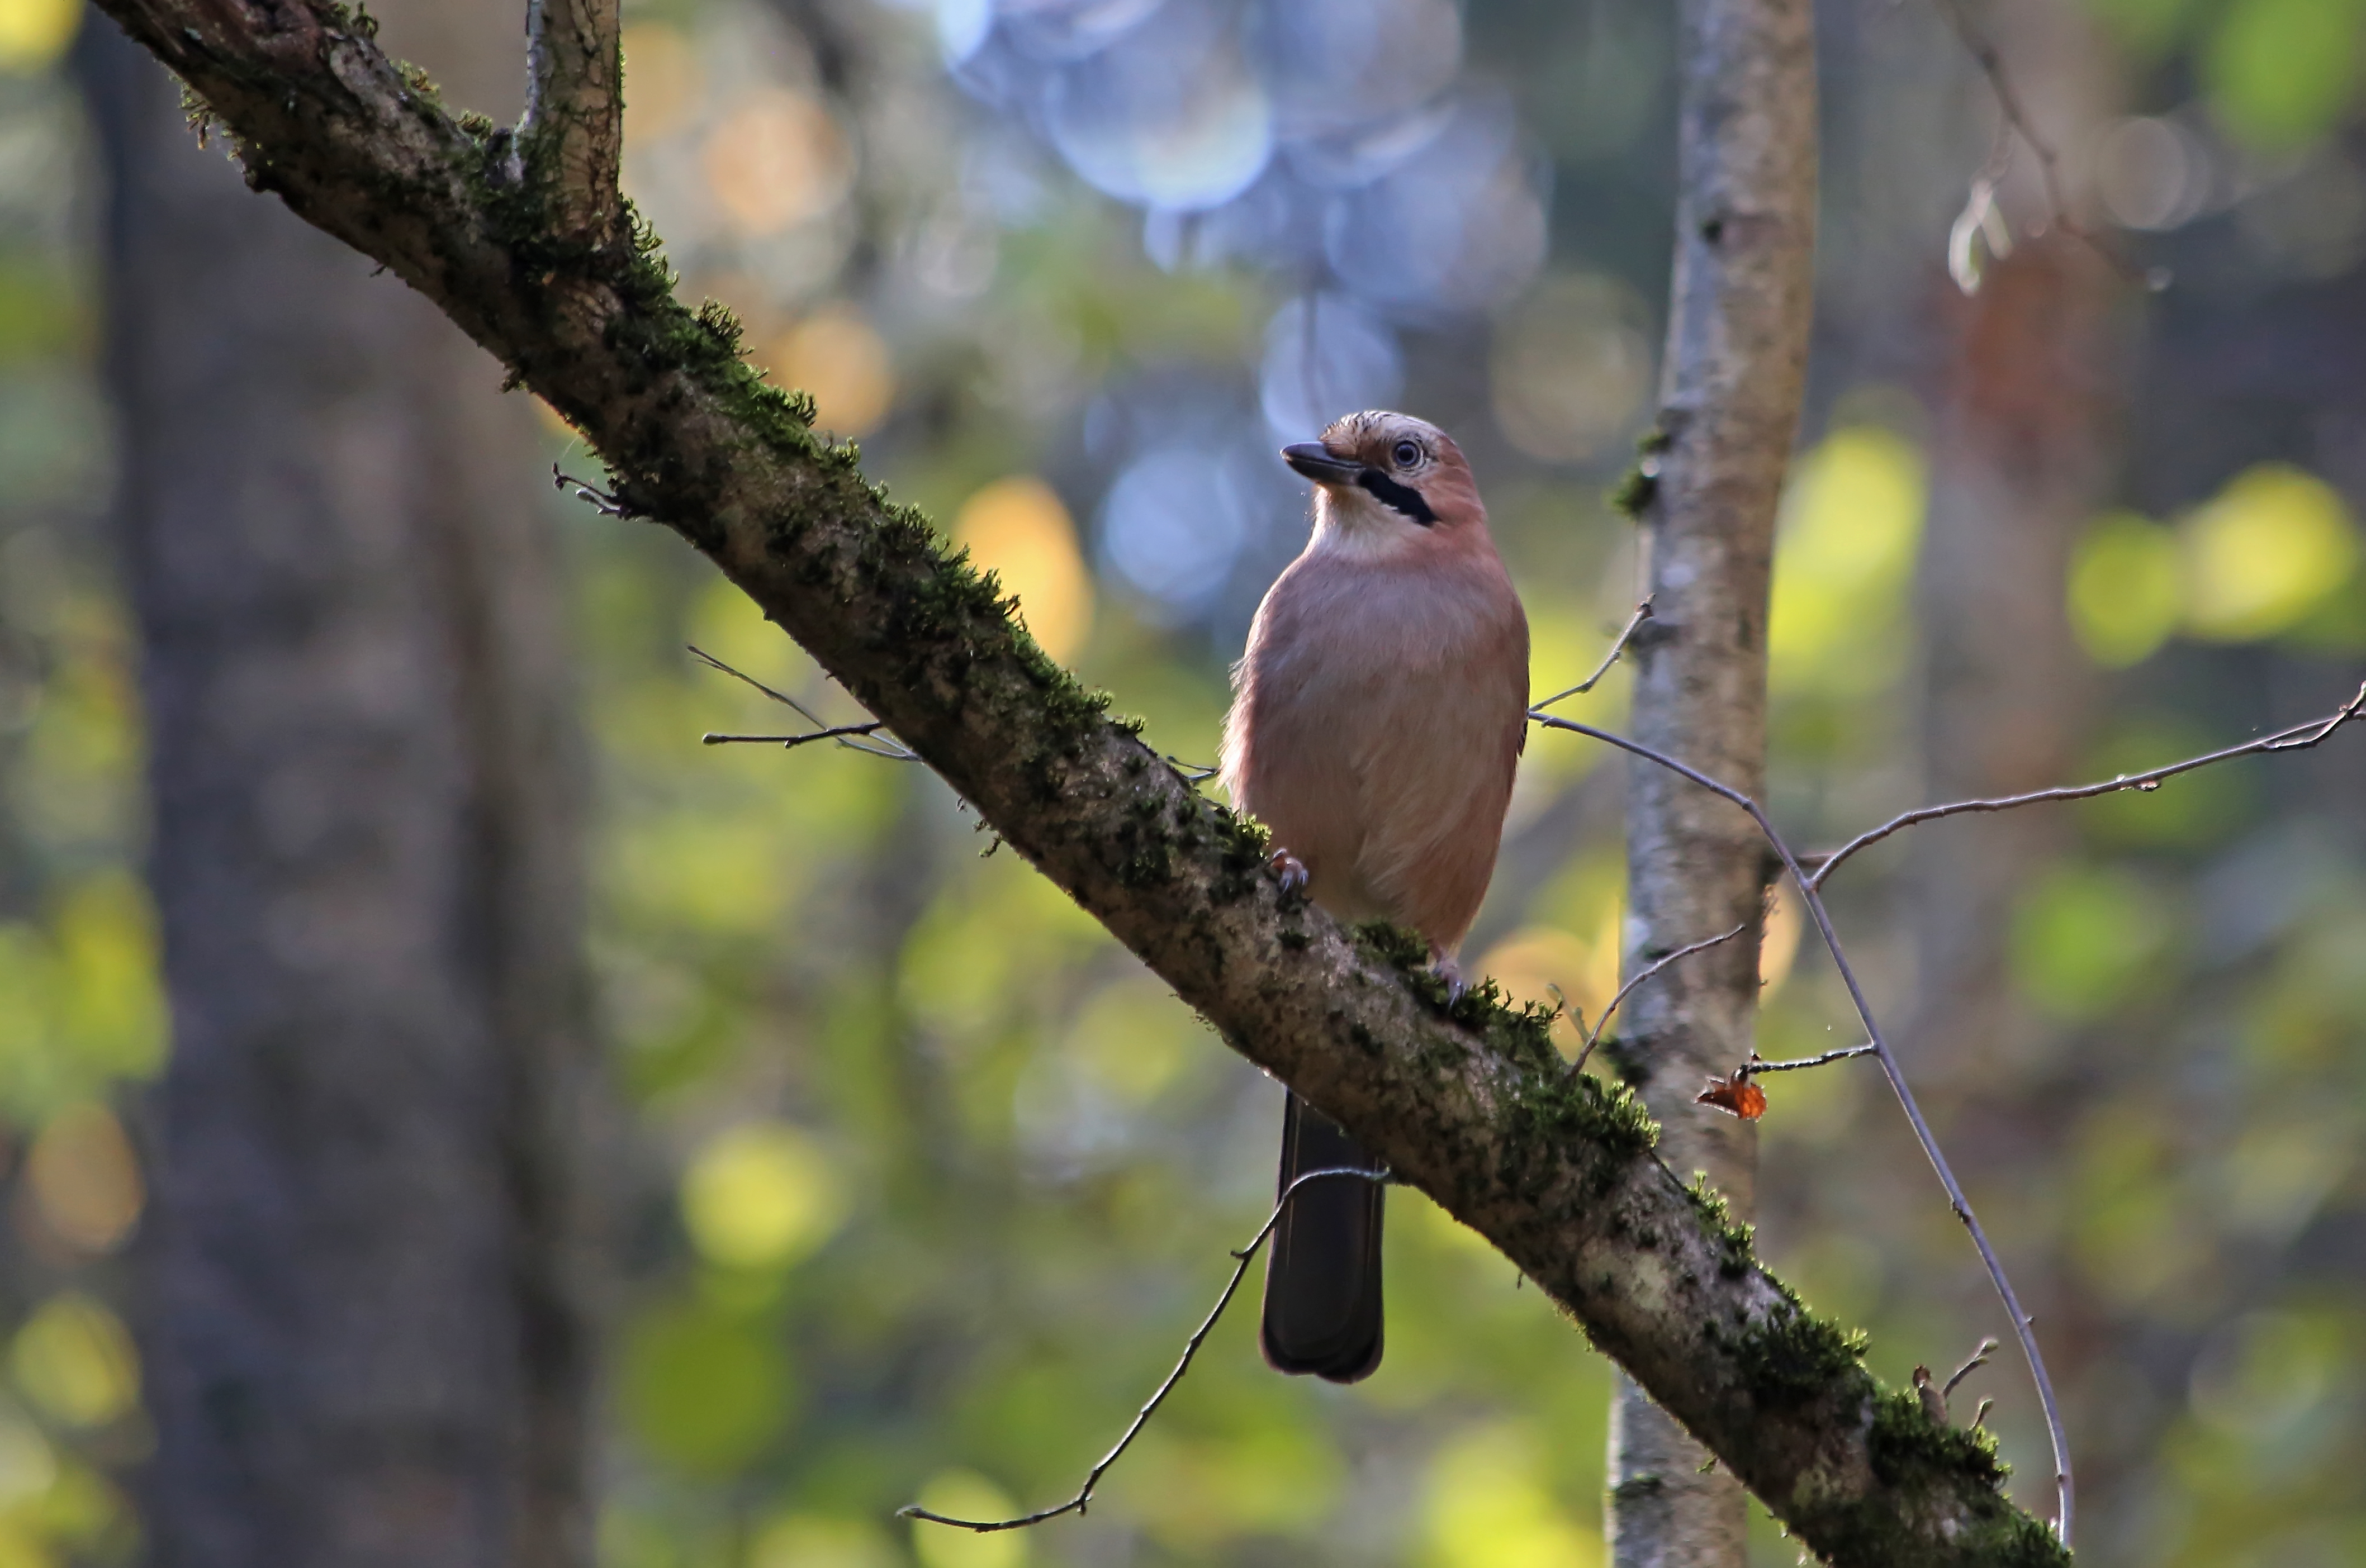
[1356,468,1437,526]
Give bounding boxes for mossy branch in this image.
[86,0,2066,1559]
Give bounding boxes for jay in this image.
[1219,411,1529,1382]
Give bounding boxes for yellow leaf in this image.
[10,1296,137,1429]
[680,1123,843,1271]
[0,0,77,74]
[1424,1424,1597,1568]
[2182,463,2361,642]
[954,478,1093,664]
[2070,511,2182,666]
[25,1104,141,1256]
[1769,427,1927,696]
[768,307,896,438]
[910,1472,1026,1568]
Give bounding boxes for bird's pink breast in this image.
[1220,540,1528,953]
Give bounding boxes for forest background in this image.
[1,0,2364,1564]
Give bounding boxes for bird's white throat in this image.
[1310,486,1432,562]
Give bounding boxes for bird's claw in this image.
[1430,952,1468,1002]
[1268,848,1310,899]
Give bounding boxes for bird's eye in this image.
[1391,439,1423,468]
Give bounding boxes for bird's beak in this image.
[1282,443,1364,485]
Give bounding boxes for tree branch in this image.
[1570,921,1748,1075]
[1810,678,2366,888]
[1535,713,2074,1547]
[898,1166,1392,1533]
[519,0,624,249]
[1532,598,1653,712]
[92,1,2065,1559]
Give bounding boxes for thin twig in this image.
[687,645,919,760]
[1742,1043,1877,1075]
[703,722,889,750]
[1931,0,2150,287]
[1533,600,1654,713]
[1810,678,2366,889]
[1532,711,2075,1547]
[1570,921,1748,1076]
[553,464,634,517]
[899,1165,1392,1533]
[689,644,826,722]
[1946,1337,2000,1401]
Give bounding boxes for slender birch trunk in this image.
[1607,1,1817,1562]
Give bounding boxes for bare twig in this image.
[1569,921,1748,1075]
[1532,711,2075,1547]
[1533,600,1654,713]
[687,645,919,760]
[553,464,634,517]
[703,722,888,750]
[1810,678,2366,889]
[1946,1337,2000,1401]
[898,1165,1392,1533]
[1742,1043,1878,1075]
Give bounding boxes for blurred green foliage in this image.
[0,0,2359,1565]
[2202,0,2366,150]
[2089,0,2366,150]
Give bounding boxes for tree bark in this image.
[84,16,603,1567]
[78,0,2064,1555]
[1608,1,1817,1562]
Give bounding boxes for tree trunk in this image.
[83,16,604,1566]
[1607,0,1817,1562]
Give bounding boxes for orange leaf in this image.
[1695,1070,1767,1121]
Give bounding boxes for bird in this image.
[1218,410,1529,1383]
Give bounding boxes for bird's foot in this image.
[1268,847,1310,900]
[1429,950,1468,1002]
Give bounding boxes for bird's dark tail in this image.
[1260,1091,1385,1382]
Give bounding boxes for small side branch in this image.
[553,464,636,517]
[1534,711,2075,1547]
[1743,1043,1877,1075]
[1533,600,1653,714]
[1570,921,1748,1076]
[1917,1336,1999,1426]
[704,722,888,750]
[520,0,625,248]
[1946,1337,2000,1403]
[689,645,918,759]
[1697,1044,1876,1121]
[1810,678,2366,888]
[899,1166,1392,1533]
